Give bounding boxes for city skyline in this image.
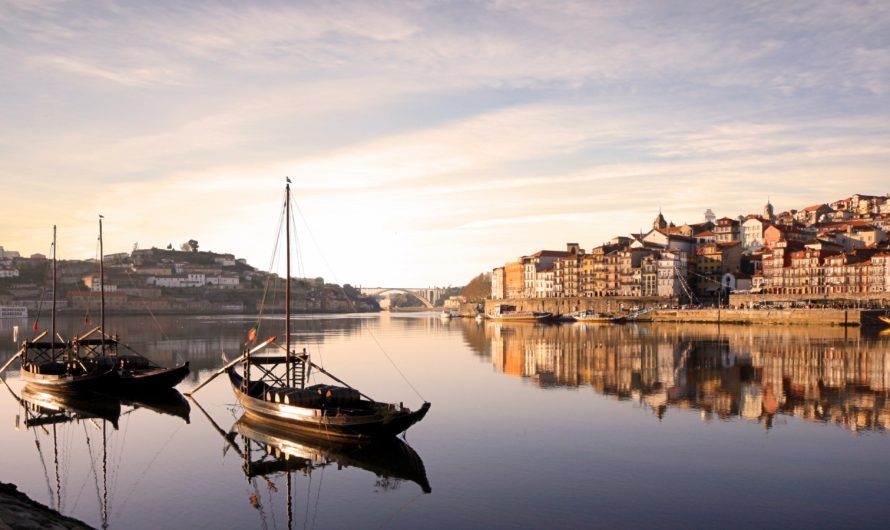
[2,1,889,285]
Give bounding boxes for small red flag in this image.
[32,322,39,331]
[247,327,257,342]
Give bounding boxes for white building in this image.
[491,267,505,299]
[656,250,689,299]
[150,274,206,288]
[742,217,769,250]
[206,274,240,288]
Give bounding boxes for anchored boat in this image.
[84,215,189,392]
[232,413,431,493]
[14,226,118,392]
[486,304,556,323]
[573,311,627,324]
[192,180,429,441]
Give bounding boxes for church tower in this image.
[763,199,775,221]
[653,210,668,230]
[704,208,716,224]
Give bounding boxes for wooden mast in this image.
[285,180,291,388]
[52,225,56,361]
[99,215,105,356]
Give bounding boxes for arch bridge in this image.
[359,287,449,309]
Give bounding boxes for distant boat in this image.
[209,180,429,441]
[440,309,459,319]
[487,304,555,323]
[574,311,626,324]
[879,315,890,326]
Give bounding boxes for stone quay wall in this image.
[478,296,676,317]
[464,298,887,327]
[645,308,875,326]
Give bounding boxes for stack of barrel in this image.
[265,384,361,407]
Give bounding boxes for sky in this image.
[1,0,889,287]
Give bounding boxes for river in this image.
[1,314,889,528]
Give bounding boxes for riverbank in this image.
[640,308,884,327]
[0,482,93,529]
[475,299,889,327]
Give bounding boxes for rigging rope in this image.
[310,465,325,530]
[291,199,426,403]
[83,422,102,524]
[113,421,184,518]
[255,200,287,342]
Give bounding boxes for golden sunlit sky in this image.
[1,1,889,287]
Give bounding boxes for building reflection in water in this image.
[460,320,890,433]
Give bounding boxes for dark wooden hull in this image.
[233,414,431,492]
[19,365,118,393]
[228,369,430,441]
[113,362,190,391]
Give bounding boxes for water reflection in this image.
[190,397,430,530]
[2,380,190,529]
[0,315,380,382]
[461,320,890,433]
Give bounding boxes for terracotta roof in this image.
[697,230,715,237]
[802,203,827,212]
[526,250,571,258]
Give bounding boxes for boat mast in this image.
[285,181,291,388]
[99,215,105,355]
[52,225,56,361]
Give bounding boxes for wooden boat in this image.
[202,180,429,441]
[879,315,890,326]
[17,226,118,393]
[574,311,626,324]
[78,215,190,391]
[72,328,190,391]
[232,413,431,493]
[487,304,555,323]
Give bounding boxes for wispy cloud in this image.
[1,1,889,284]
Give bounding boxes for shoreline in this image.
[0,482,94,529]
[474,299,889,327]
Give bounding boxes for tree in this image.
[180,239,199,252]
[461,273,491,302]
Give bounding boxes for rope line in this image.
[291,199,426,403]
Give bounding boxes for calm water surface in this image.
[1,314,890,529]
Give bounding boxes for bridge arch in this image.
[368,288,434,308]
